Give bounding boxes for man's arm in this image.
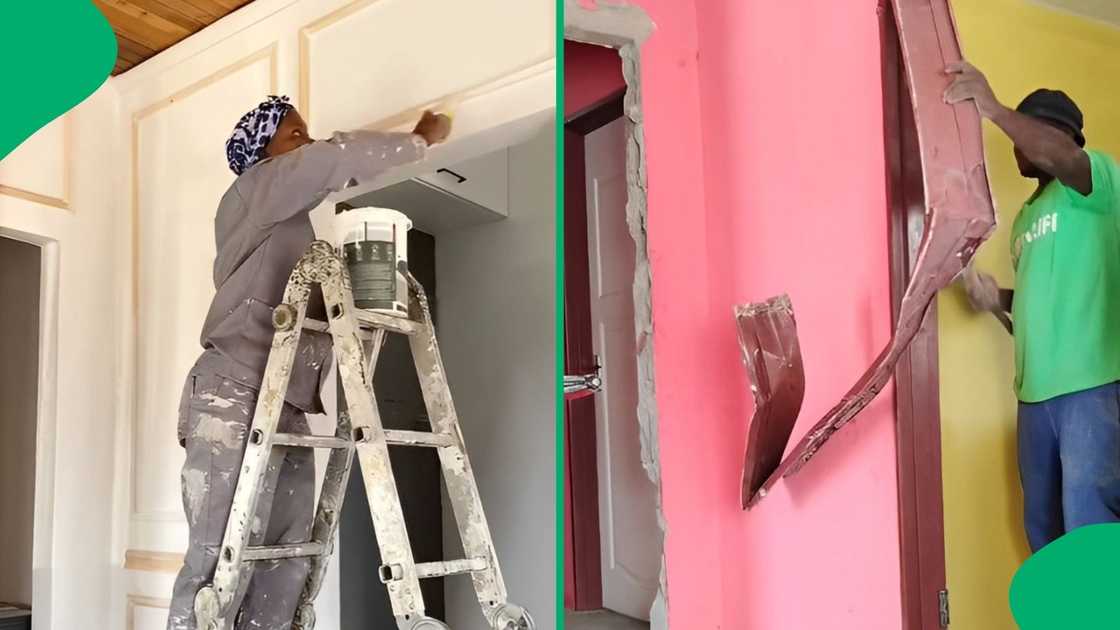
[944,61,1091,195]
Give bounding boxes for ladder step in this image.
[415,558,489,579]
[243,542,325,561]
[384,430,454,448]
[354,310,421,336]
[305,317,376,342]
[303,318,329,333]
[305,313,420,336]
[273,433,351,449]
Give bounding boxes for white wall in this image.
[0,237,41,607]
[0,84,124,630]
[109,1,554,628]
[436,126,556,629]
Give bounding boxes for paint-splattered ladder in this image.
[192,241,534,630]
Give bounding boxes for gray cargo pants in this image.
[167,371,315,630]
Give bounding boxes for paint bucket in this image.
[333,207,411,315]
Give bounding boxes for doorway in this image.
[565,86,661,628]
[0,236,41,619]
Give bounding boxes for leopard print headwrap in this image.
[224,95,295,175]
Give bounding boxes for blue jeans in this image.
[1018,382,1120,552]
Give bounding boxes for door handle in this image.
[436,168,467,184]
[564,373,603,400]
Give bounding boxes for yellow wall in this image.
[940,1,1120,628]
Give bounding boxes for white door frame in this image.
[0,227,60,627]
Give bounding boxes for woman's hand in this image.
[413,111,453,146]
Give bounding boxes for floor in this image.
[566,610,649,630]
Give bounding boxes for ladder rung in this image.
[415,558,488,579]
[354,310,421,336]
[243,542,325,561]
[384,430,454,448]
[306,317,377,343]
[273,433,351,449]
[304,313,420,336]
[303,318,329,333]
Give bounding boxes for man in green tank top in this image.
[948,62,1120,553]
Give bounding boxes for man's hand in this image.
[413,111,452,146]
[944,60,1006,120]
[962,265,1003,313]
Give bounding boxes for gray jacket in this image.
[191,130,427,413]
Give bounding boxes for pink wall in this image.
[693,1,902,627]
[570,1,903,628]
[564,40,624,118]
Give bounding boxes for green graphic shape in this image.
[1010,524,1120,629]
[0,2,116,161]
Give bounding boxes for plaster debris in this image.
[734,295,805,509]
[776,0,996,479]
[744,0,998,501]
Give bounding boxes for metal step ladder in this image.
[192,241,534,630]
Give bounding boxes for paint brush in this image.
[441,97,461,124]
[959,261,1013,334]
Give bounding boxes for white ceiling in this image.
[1030,0,1120,27]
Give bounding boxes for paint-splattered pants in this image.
[167,371,315,630]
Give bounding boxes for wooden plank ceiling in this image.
[94,0,255,75]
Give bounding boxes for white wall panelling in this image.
[299,0,554,136]
[129,44,278,547]
[0,115,71,210]
[126,595,172,630]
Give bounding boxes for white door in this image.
[585,117,661,621]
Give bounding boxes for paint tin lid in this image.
[333,207,412,249]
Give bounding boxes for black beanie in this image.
[1016,89,1086,147]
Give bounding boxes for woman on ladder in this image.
[166,95,451,630]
